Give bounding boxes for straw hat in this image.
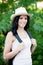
[10,7,31,21]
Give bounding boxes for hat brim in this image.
[10,13,31,21]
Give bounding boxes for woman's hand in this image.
[31,38,37,46]
[31,38,37,54]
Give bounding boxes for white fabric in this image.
[12,36,32,65]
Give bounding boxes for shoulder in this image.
[6,31,13,38]
[6,31,16,41]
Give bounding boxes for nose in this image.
[23,18,26,22]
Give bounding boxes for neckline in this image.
[15,31,22,43]
[17,30,31,40]
[17,30,28,40]
[16,30,24,42]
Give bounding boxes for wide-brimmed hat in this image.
[10,7,31,21]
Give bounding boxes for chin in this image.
[21,25,25,28]
[19,24,26,28]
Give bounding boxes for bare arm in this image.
[30,38,37,54]
[3,31,25,60]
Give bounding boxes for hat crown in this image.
[10,7,31,21]
[15,7,28,15]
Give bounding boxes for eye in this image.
[25,18,27,20]
[19,17,23,19]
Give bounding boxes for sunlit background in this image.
[0,0,43,65]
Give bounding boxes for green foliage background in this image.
[0,0,43,65]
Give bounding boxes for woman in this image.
[3,7,37,65]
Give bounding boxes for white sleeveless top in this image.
[12,35,32,65]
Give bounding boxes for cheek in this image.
[18,21,22,25]
[23,21,27,25]
[18,20,27,26]
[25,21,27,24]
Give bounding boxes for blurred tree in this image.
[0,0,43,65]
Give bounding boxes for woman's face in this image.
[18,15,27,28]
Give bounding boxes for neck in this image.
[17,26,24,32]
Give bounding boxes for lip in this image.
[22,22,27,25]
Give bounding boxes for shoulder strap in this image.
[26,30,32,39]
[8,33,22,65]
[15,33,22,43]
[26,30,33,51]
